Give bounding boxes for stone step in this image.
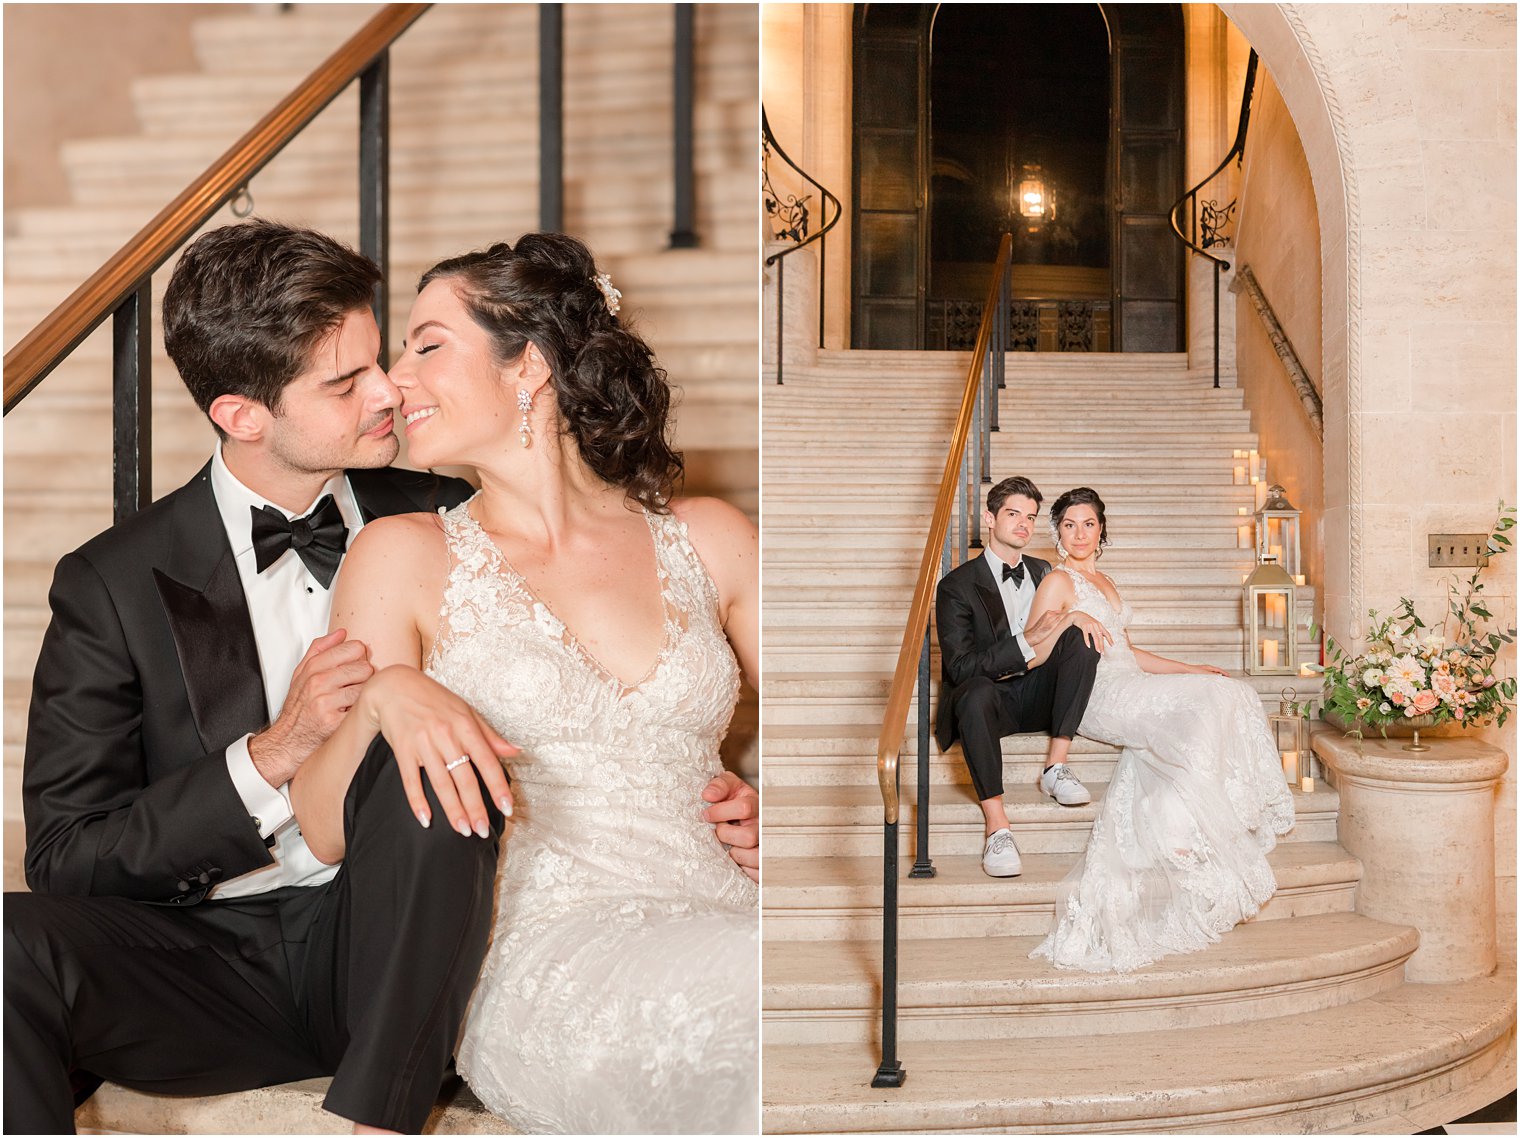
[761,840,1359,942]
[761,964,1517,1133]
[75,1073,511,1135]
[760,780,1339,858]
[763,912,1416,1044]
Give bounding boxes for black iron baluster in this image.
[872,791,905,1087]
[112,284,152,523]
[669,4,698,248]
[910,629,936,879]
[539,6,564,232]
[1213,261,1221,389]
[774,256,785,386]
[358,50,390,362]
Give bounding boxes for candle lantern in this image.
[1244,557,1298,676]
[1269,689,1315,790]
[1255,485,1302,580]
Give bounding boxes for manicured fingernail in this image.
[455,819,472,838]
[474,819,490,838]
[499,797,514,817]
[417,811,431,828]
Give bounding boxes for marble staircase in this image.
[760,350,1516,1132]
[3,3,761,907]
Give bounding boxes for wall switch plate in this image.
[1428,534,1490,568]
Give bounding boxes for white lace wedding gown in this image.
[427,501,758,1134]
[1031,566,1295,973]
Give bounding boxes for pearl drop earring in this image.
[517,388,533,448]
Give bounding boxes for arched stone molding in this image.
[1219,4,1361,643]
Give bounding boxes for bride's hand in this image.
[360,665,519,838]
[1069,611,1114,653]
[1191,663,1231,677]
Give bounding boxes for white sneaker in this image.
[981,828,1023,877]
[1040,763,1092,806]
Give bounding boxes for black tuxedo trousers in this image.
[5,737,503,1134]
[952,625,1100,801]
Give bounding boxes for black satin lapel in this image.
[155,554,268,753]
[971,561,1012,640]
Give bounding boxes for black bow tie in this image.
[1002,561,1026,586]
[250,494,348,589]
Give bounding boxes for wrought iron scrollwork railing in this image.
[1168,49,1259,389]
[927,297,1111,353]
[762,107,841,384]
[872,233,1013,1089]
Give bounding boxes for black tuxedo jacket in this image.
[933,552,1052,752]
[22,461,474,904]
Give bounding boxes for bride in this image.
[1027,487,1295,973]
[289,233,758,1132]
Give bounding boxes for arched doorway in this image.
[851,3,1185,352]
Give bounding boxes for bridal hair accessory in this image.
[517,388,533,449]
[446,755,471,772]
[592,271,622,316]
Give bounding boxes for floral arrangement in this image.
[1315,504,1517,735]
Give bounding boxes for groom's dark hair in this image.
[163,218,381,434]
[987,475,1042,516]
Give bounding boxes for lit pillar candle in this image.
[1237,525,1253,549]
[1233,465,1248,485]
[1301,774,1315,793]
[1282,750,1299,783]
[1263,638,1281,669]
[1293,574,1306,587]
[1270,544,1284,565]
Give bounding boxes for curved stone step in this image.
[761,964,1516,1133]
[761,781,1339,858]
[763,912,1417,1044]
[761,842,1360,941]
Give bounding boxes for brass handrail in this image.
[3,3,429,411]
[876,233,1013,824]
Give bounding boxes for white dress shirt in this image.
[982,547,1037,664]
[209,446,366,898]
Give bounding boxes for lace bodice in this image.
[1057,564,1140,674]
[432,498,758,1133]
[427,499,742,805]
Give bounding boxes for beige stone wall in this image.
[761,3,852,350]
[3,4,247,229]
[1225,2,1516,882]
[1233,72,1326,592]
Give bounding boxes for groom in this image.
[5,219,758,1134]
[934,476,1109,877]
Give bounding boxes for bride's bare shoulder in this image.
[666,496,756,597]
[668,496,756,551]
[343,510,452,581]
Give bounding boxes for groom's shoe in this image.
[1040,763,1092,806]
[981,828,1023,877]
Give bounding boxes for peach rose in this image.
[1411,690,1439,714]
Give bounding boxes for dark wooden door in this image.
[1105,4,1185,352]
[852,5,929,349]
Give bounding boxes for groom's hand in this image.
[251,629,374,788]
[702,771,758,881]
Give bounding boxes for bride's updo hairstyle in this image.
[418,233,682,512]
[1049,486,1110,555]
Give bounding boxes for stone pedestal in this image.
[1314,729,1508,983]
